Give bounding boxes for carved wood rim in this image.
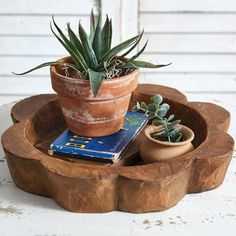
[1,84,234,213]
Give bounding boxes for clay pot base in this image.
[2,84,234,213]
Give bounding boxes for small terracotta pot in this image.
[140,125,194,163]
[50,56,138,137]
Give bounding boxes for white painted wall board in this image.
[2,34,236,56]
[140,14,236,33]
[0,0,98,105]
[0,76,54,94]
[101,0,122,44]
[3,54,236,77]
[1,74,235,104]
[0,0,97,14]
[140,54,236,73]
[0,37,66,56]
[139,73,236,92]
[141,34,236,53]
[138,0,236,101]
[140,0,236,12]
[120,0,139,41]
[1,0,236,105]
[0,57,59,75]
[0,15,90,35]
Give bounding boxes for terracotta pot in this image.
[50,56,138,137]
[140,125,194,163]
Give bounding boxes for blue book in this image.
[50,112,148,163]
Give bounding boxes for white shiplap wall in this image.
[138,0,236,94]
[0,0,97,105]
[1,0,236,105]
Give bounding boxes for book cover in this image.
[50,111,148,163]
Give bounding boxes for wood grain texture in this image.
[1,84,234,213]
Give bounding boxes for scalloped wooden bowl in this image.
[1,84,234,213]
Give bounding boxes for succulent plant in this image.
[132,94,184,142]
[14,8,169,97]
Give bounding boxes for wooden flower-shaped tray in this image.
[1,84,234,213]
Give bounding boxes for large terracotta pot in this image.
[50,56,138,137]
[140,125,194,163]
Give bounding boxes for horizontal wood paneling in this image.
[2,33,236,56]
[0,57,58,75]
[2,54,236,76]
[0,76,54,94]
[139,73,236,92]
[0,15,90,35]
[0,0,96,14]
[0,0,97,104]
[1,73,235,104]
[0,37,66,56]
[140,0,236,12]
[139,54,236,73]
[140,14,236,33]
[138,0,236,96]
[141,34,236,53]
[1,0,236,105]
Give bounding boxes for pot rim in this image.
[144,124,194,146]
[50,56,139,85]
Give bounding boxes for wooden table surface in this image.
[0,93,235,236]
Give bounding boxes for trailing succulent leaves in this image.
[13,8,169,97]
[132,94,184,143]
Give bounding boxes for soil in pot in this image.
[140,125,194,163]
[50,56,139,137]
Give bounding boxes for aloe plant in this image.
[14,9,169,96]
[132,94,184,143]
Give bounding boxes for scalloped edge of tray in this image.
[1,84,234,213]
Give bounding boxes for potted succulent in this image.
[132,94,194,163]
[14,9,169,137]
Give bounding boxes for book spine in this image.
[51,145,115,159]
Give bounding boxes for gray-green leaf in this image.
[168,114,174,121]
[131,61,171,68]
[79,22,98,69]
[136,101,141,109]
[160,103,170,111]
[148,112,156,119]
[13,61,78,75]
[148,103,158,112]
[152,119,163,126]
[140,102,148,111]
[88,69,105,97]
[151,94,163,105]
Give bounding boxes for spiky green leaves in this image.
[51,16,87,71]
[89,8,96,42]
[92,8,102,60]
[99,15,112,59]
[13,8,170,97]
[132,94,184,143]
[12,61,79,76]
[151,94,163,105]
[91,9,113,61]
[98,33,142,68]
[88,69,106,97]
[79,22,98,69]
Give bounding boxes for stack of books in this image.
[50,111,148,163]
